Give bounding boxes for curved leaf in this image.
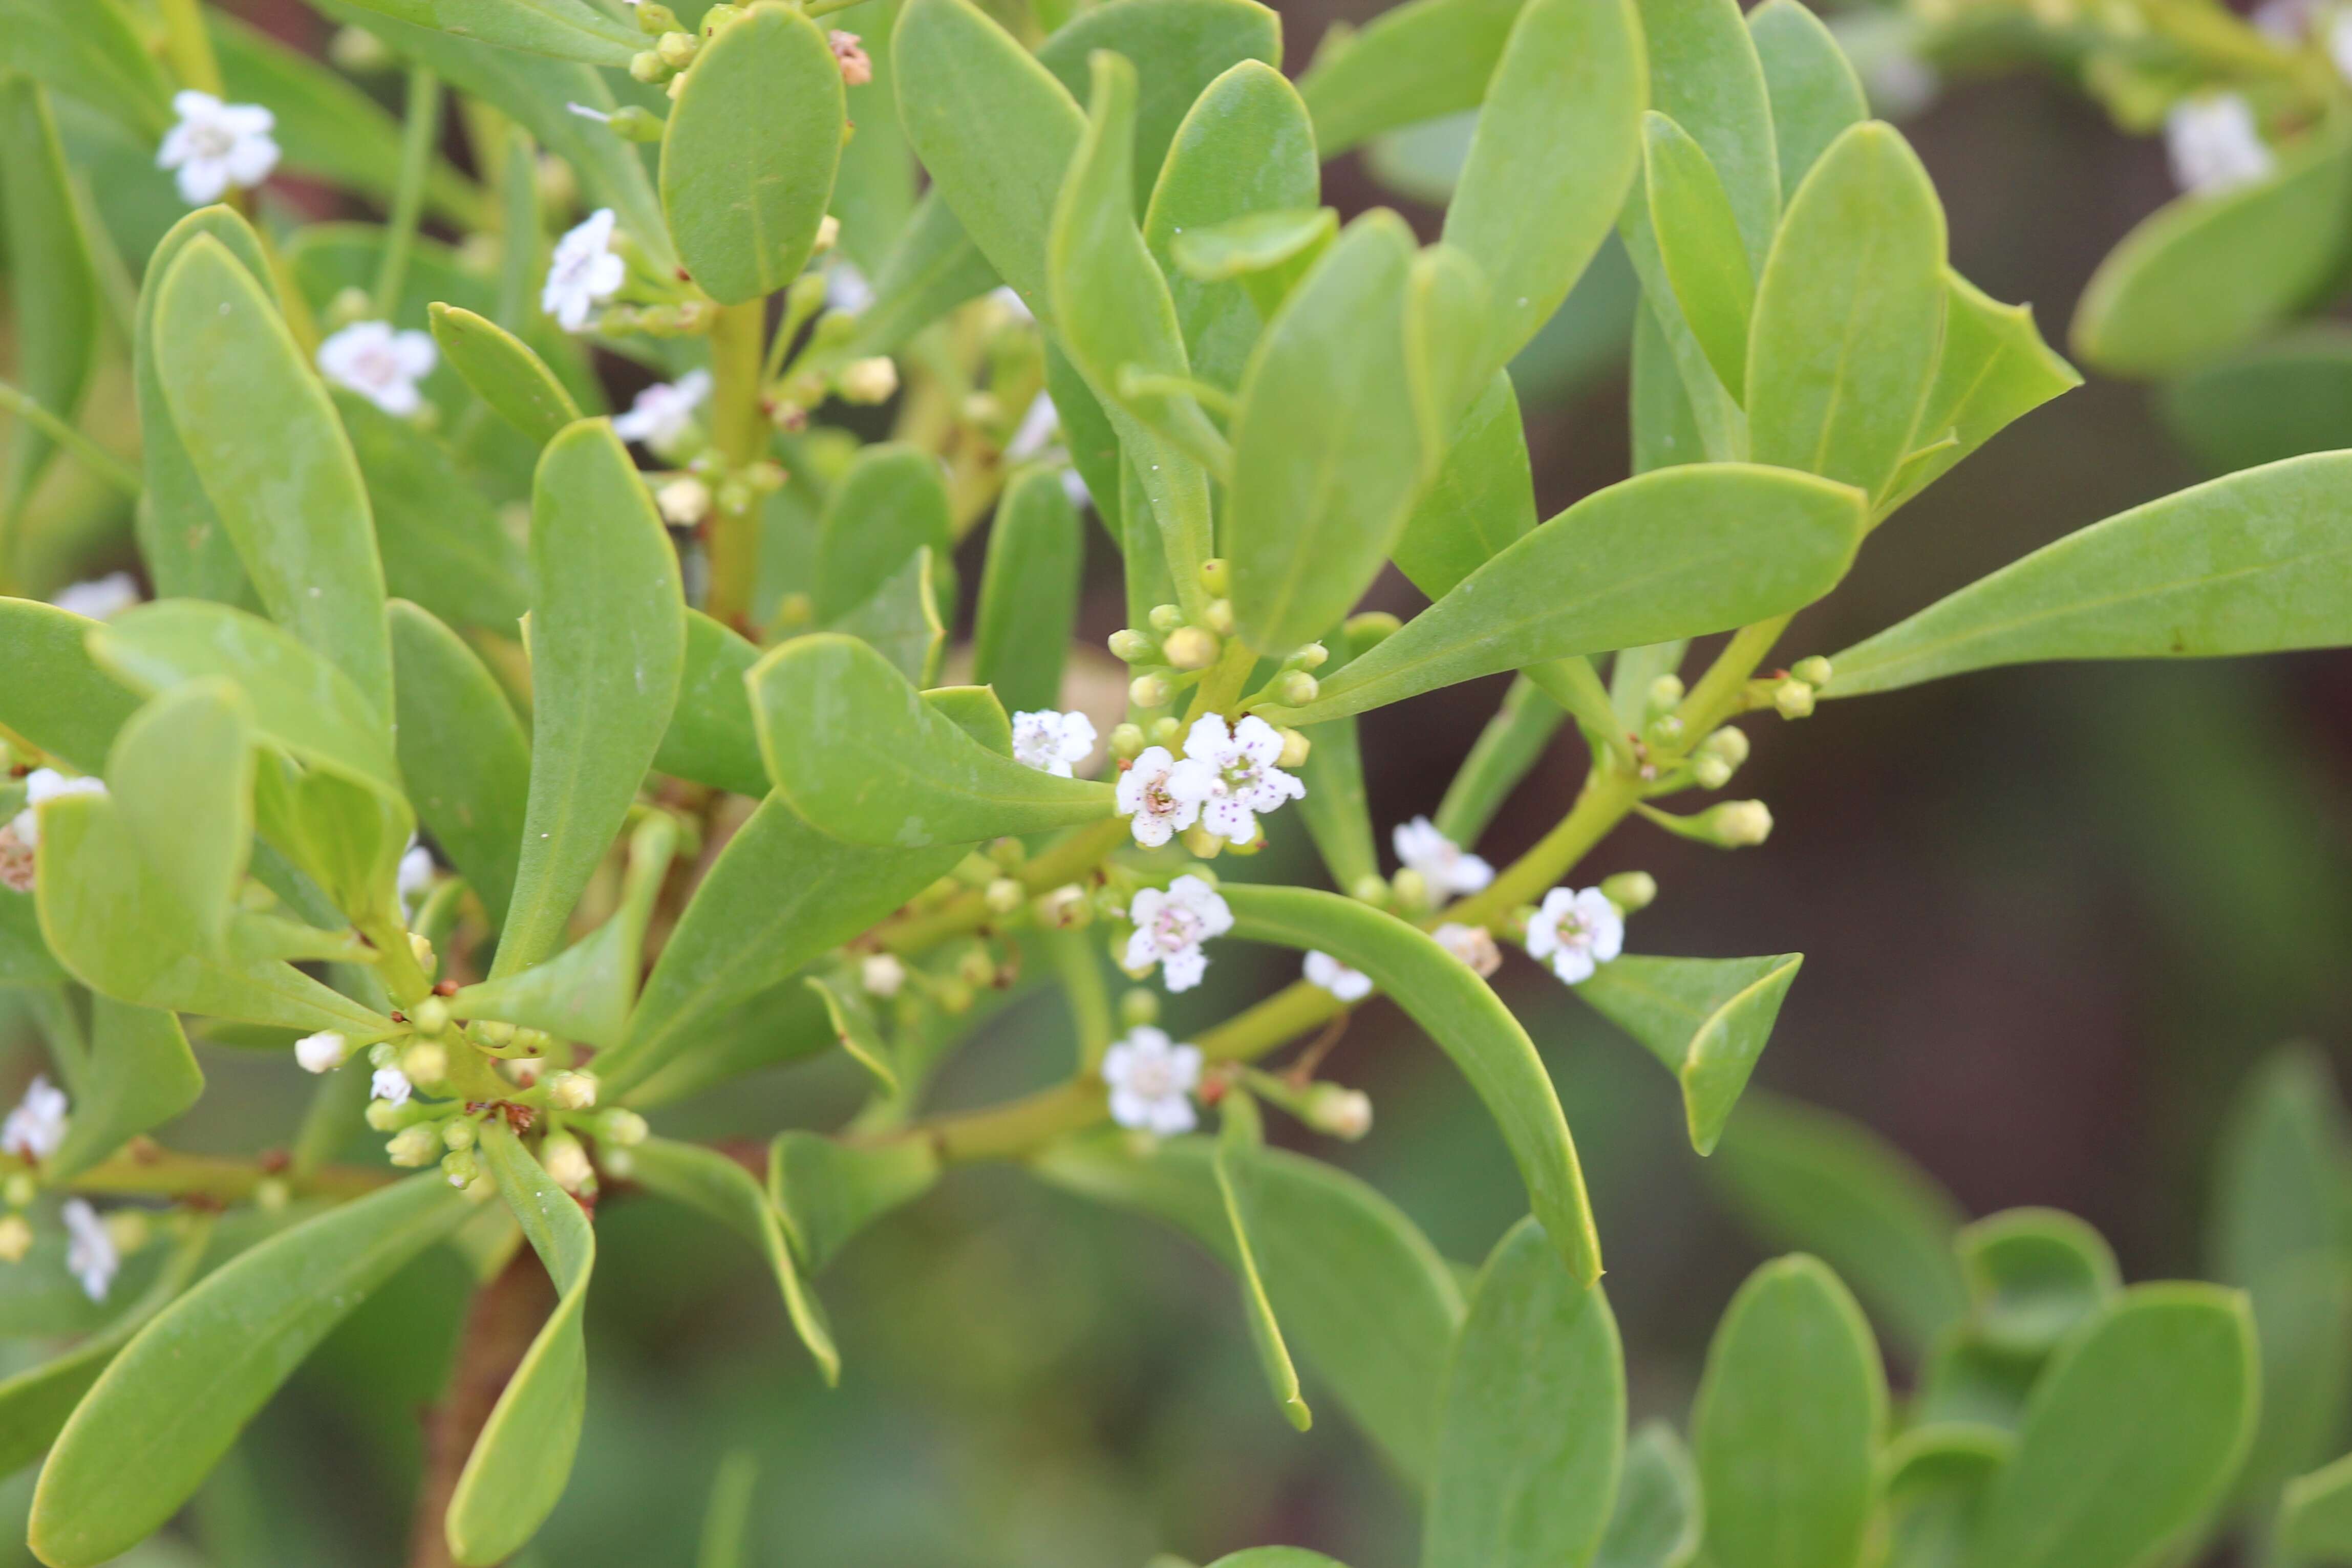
[2285,1451,2352,1559]
[44,999,205,1183]
[1745,0,1865,199]
[0,0,170,136]
[0,80,100,524]
[972,466,1083,714]
[815,442,952,624]
[429,303,581,445]
[803,972,899,1091]
[1880,270,2079,513]
[1296,0,1527,157]
[767,1129,939,1272]
[1633,0,1779,263]
[0,599,141,776]
[1956,1207,2118,1358]
[337,390,532,633]
[1643,111,1755,397]
[1597,1422,1703,1568]
[2161,325,2352,477]
[105,681,255,951]
[389,601,530,926]
[1881,1423,2011,1568]
[1215,1091,1311,1432]
[655,609,767,798]
[1576,953,1801,1156]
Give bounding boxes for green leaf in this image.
[36,794,392,1041]
[1220,883,1602,1283]
[0,890,65,987]
[2239,1254,2352,1516]
[0,0,170,136]
[1824,451,2352,697]
[1629,281,1714,470]
[804,972,900,1092]
[1206,1553,1350,1567]
[1693,1255,1886,1568]
[2071,127,2352,379]
[1596,1422,1702,1568]
[1296,0,1527,157]
[1432,675,1565,848]
[427,303,581,446]
[44,999,205,1183]
[1880,1423,2011,1568]
[601,792,961,1096]
[154,237,394,718]
[851,194,1007,355]
[625,1136,839,1382]
[1706,1092,1968,1361]
[832,546,949,688]
[748,634,1113,848]
[336,391,533,634]
[1915,1327,2041,1432]
[1643,112,1756,397]
[28,1175,468,1568]
[1746,0,1865,199]
[766,1129,939,1272]
[655,609,768,798]
[105,681,255,951]
[830,0,915,274]
[496,420,686,977]
[2161,326,2352,475]
[0,81,101,525]
[1227,211,1427,656]
[2209,1043,2352,1288]
[1034,1131,1465,1486]
[0,599,140,776]
[351,0,642,66]
[1633,0,1780,265]
[1169,206,1337,313]
[1261,464,1867,726]
[1295,669,1380,897]
[445,1126,594,1567]
[1574,952,1803,1156]
[1880,272,2080,514]
[1961,1285,2259,1568]
[815,441,952,624]
[1214,1091,1312,1432]
[1424,1217,1627,1568]
[2285,1451,2352,1559]
[1443,0,1643,379]
[1746,121,1945,502]
[1955,1208,2118,1359]
[661,3,845,306]
[972,466,1083,714]
[626,979,836,1108]
[388,601,531,927]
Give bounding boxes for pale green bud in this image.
[607,105,664,142]
[550,1070,600,1110]
[413,997,451,1036]
[1702,726,1751,766]
[598,1108,650,1148]
[441,1149,481,1188]
[698,2,745,35]
[1032,884,1092,929]
[1343,612,1401,650]
[1129,673,1173,710]
[1118,987,1160,1028]
[630,49,669,82]
[1199,557,1230,595]
[984,877,1025,914]
[1703,800,1773,847]
[988,836,1027,869]
[956,946,997,987]
[1108,629,1157,663]
[387,1125,440,1167]
[1273,671,1319,706]
[1163,626,1220,670]
[399,1041,447,1087]
[0,1215,27,1263]
[442,1119,478,1151]
[3,1173,35,1210]
[255,1178,291,1213]
[1149,716,1182,747]
[1391,867,1429,911]
[1645,673,1686,716]
[328,26,395,70]
[635,0,679,32]
[1287,641,1330,672]
[1790,655,1833,688]
[542,1133,594,1191]
[1202,597,1236,636]
[366,1098,409,1132]
[1348,873,1390,907]
[1109,722,1147,761]
[655,29,699,67]
[1694,754,1734,790]
[1303,1084,1373,1141]
[1147,603,1185,633]
[1276,727,1311,768]
[1773,680,1815,720]
[1602,870,1658,912]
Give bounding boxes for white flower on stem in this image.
[1123,874,1232,992]
[1183,715,1305,844]
[398,839,436,919]
[1433,922,1503,978]
[543,208,627,332]
[317,321,438,416]
[826,262,874,315]
[1303,950,1373,1003]
[295,1031,349,1074]
[611,369,713,453]
[1393,816,1493,900]
[1525,886,1624,985]
[61,1199,117,1303]
[371,1067,413,1108]
[1011,710,1098,778]
[2165,95,2274,195]
[10,769,106,853]
[1101,1025,1203,1135]
[1,1076,68,1162]
[157,91,279,205]
[1116,745,1213,848]
[50,572,140,622]
[1006,393,1060,461]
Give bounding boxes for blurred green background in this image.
[6,0,2352,1561]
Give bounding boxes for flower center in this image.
[1150,909,1200,952]
[1126,1058,1175,1097]
[187,122,238,160]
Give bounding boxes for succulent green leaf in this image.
[1214,1091,1312,1432]
[1596,1422,1703,1568]
[1880,1422,2012,1568]
[0,81,101,524]
[427,303,581,446]
[627,980,836,1108]
[28,1175,468,1568]
[1262,464,1867,726]
[1643,112,1756,397]
[497,420,686,978]
[1575,952,1803,1156]
[1694,1255,1887,1568]
[2162,325,2352,475]
[1746,0,1865,199]
[0,891,65,987]
[1880,271,2079,514]
[0,0,171,136]
[1962,1285,2259,1568]
[44,999,206,1183]
[1956,1208,2119,1359]
[2239,1254,2352,1515]
[973,466,1083,714]
[346,0,641,66]
[1633,0,1779,263]
[767,1130,940,1272]
[1296,0,1527,157]
[831,546,949,688]
[2285,1451,2352,1559]
[851,194,1008,355]
[815,441,953,624]
[1220,883,1601,1282]
[1825,451,2352,696]
[1206,1552,1351,1567]
[0,600,138,776]
[804,972,900,1092]
[2211,1043,2352,1287]
[388,601,530,927]
[830,0,915,273]
[336,391,533,633]
[1424,1217,1627,1568]
[1295,631,1380,895]
[656,609,768,798]
[105,681,255,952]
[1432,675,1566,848]
[661,3,845,306]
[1391,369,1536,598]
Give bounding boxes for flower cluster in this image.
[1011,710,1099,778]
[1115,715,1304,849]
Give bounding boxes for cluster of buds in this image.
[628,2,752,95]
[1104,561,1322,723]
[1692,724,1751,791]
[1771,655,1834,720]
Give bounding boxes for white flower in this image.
[1433,922,1503,978]
[1006,392,1060,461]
[317,321,438,416]
[398,840,436,919]
[543,208,626,332]
[1525,886,1624,985]
[1011,710,1098,778]
[295,1031,348,1074]
[542,1132,594,1191]
[826,262,874,315]
[1393,816,1493,900]
[1,1075,68,1162]
[1303,950,1373,1003]
[1123,874,1233,992]
[10,769,106,853]
[157,91,279,206]
[2166,95,2274,195]
[1182,715,1305,845]
[1101,1025,1203,1135]
[861,952,906,998]
[371,1067,413,1107]
[61,1199,117,1303]
[50,572,140,621]
[611,369,712,453]
[1116,745,1213,848]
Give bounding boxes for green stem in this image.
[921,1080,1104,1163]
[878,815,1130,954]
[2,1145,391,1202]
[1044,927,1115,1072]
[703,300,770,632]
[0,382,139,497]
[373,69,443,321]
[1186,637,1256,722]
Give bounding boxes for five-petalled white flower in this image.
[317,321,438,416]
[1183,715,1305,845]
[10,769,106,853]
[1116,744,1212,848]
[1525,886,1623,985]
[1101,1025,1203,1135]
[1123,874,1232,993]
[1393,816,1493,900]
[612,369,713,454]
[157,91,280,206]
[2165,95,2273,195]
[1011,709,1098,778]
[1,1075,68,1162]
[61,1199,117,1303]
[50,572,140,621]
[371,1067,413,1108]
[1433,921,1503,977]
[1303,950,1373,1003]
[295,1031,349,1074]
[543,208,627,332]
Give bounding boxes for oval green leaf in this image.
[654,609,768,798]
[1956,1207,2119,1358]
[972,466,1083,715]
[0,599,141,777]
[389,601,531,927]
[429,303,581,446]
[337,390,533,634]
[1643,111,1755,397]
[105,681,256,951]
[1746,0,1865,199]
[1575,952,1802,1156]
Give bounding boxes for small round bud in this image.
[1348,873,1390,906]
[935,978,974,1014]
[1342,611,1401,649]
[655,29,699,67]
[328,25,395,70]
[295,1030,349,1074]
[1202,598,1236,636]
[0,1214,28,1263]
[1303,1084,1374,1141]
[550,1070,600,1111]
[370,1040,397,1068]
[399,1041,447,1087]
[1033,884,1092,929]
[988,836,1027,870]
[838,356,900,404]
[1288,642,1329,672]
[387,1125,440,1167]
[442,1119,478,1152]
[597,1108,650,1148]
[254,1177,291,1214]
[413,997,451,1037]
[1109,722,1147,761]
[984,876,1025,914]
[862,952,906,998]
[657,477,712,526]
[323,286,373,332]
[954,852,999,887]
[1693,754,1734,790]
[474,1019,516,1047]
[606,104,664,141]
[1773,680,1815,720]
[1149,716,1182,748]
[1647,714,1685,747]
[1199,557,1230,595]
[409,931,436,974]
[1163,627,1220,670]
[814,214,841,254]
[366,1098,408,1132]
[699,2,745,35]
[441,1149,481,1189]
[542,1133,594,1191]
[1107,629,1157,663]
[1147,603,1184,634]
[3,1172,35,1210]
[956,946,997,988]
[1391,867,1430,911]
[1129,673,1173,710]
[1276,727,1311,769]
[635,0,679,32]
[961,392,1002,426]
[1645,673,1686,716]
[1706,800,1774,847]
[1790,655,1833,688]
[1602,870,1658,912]
[1702,726,1750,766]
[1180,823,1225,860]
[1273,671,1319,707]
[1118,987,1161,1028]
[103,1211,149,1256]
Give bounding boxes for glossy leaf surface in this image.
[1576,952,1803,1156]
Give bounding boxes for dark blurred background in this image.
[7,1,2352,1561]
